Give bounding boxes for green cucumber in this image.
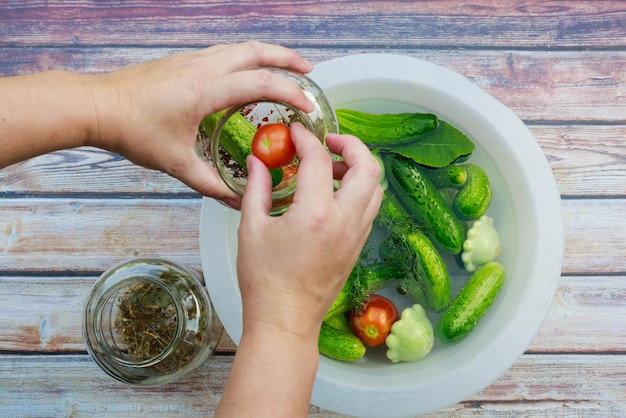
[377,193,452,312]
[336,108,439,146]
[384,154,465,254]
[323,312,353,334]
[404,232,451,312]
[453,163,492,220]
[324,262,403,321]
[318,322,366,362]
[425,164,467,189]
[435,261,505,343]
[200,111,283,187]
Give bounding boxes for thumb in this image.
[241,154,273,215]
[178,156,242,209]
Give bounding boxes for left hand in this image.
[87,41,314,208]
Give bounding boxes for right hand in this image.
[236,123,383,338]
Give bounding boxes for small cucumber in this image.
[324,262,403,321]
[336,108,439,147]
[377,193,451,312]
[404,232,452,313]
[200,112,283,187]
[323,312,353,334]
[453,163,492,220]
[318,322,366,362]
[384,154,465,254]
[435,261,505,343]
[424,164,467,189]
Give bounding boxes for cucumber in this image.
[404,232,451,312]
[323,312,353,334]
[384,154,465,254]
[435,261,505,343]
[336,108,439,146]
[200,111,284,187]
[318,322,366,362]
[324,262,403,321]
[377,193,452,312]
[424,164,467,189]
[453,163,492,220]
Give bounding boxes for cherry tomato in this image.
[350,294,399,347]
[251,123,297,169]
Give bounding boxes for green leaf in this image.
[371,121,475,168]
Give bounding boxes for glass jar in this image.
[196,68,339,215]
[83,258,223,385]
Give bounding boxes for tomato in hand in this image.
[350,294,399,347]
[251,123,297,169]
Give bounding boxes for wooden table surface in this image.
[1,1,625,417]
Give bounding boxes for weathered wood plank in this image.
[562,198,626,274]
[0,0,624,48]
[2,124,624,197]
[0,354,623,417]
[0,147,195,196]
[0,276,236,354]
[532,125,626,197]
[1,48,624,123]
[0,198,203,274]
[0,275,623,354]
[529,275,626,353]
[1,198,624,275]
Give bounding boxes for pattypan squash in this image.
[385,304,434,363]
[461,215,502,272]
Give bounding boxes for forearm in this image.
[216,322,320,418]
[0,70,99,168]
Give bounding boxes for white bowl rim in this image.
[200,53,564,417]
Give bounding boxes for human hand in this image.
[216,124,382,417]
[236,124,383,338]
[87,41,314,208]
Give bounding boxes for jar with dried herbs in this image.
[83,258,223,385]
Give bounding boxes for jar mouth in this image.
[83,258,222,385]
[91,276,184,368]
[209,100,315,200]
[195,67,339,215]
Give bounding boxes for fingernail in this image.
[290,122,306,131]
[302,57,314,72]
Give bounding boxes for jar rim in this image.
[90,276,185,367]
[209,99,316,198]
[82,258,220,385]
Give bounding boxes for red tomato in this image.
[251,123,297,169]
[350,294,399,347]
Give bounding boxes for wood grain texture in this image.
[0,1,624,48]
[0,198,203,274]
[0,275,236,354]
[1,48,624,123]
[0,147,196,196]
[1,0,624,416]
[0,354,623,417]
[2,123,625,197]
[1,198,624,275]
[1,275,624,355]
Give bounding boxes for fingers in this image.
[331,159,349,180]
[241,154,273,217]
[178,156,242,209]
[208,69,314,114]
[289,123,335,206]
[205,41,313,75]
[325,133,383,218]
[199,41,315,114]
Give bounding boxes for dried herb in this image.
[114,273,207,373]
